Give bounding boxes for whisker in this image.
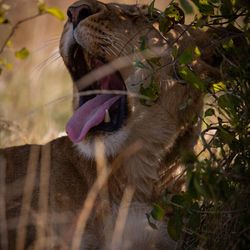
[32,40,59,53]
[111,42,131,56]
[32,50,61,75]
[19,95,71,121]
[48,55,62,65]
[106,35,134,55]
[76,89,152,101]
[108,31,129,40]
[97,33,133,56]
[100,45,112,57]
[35,50,60,68]
[109,44,122,56]
[18,88,153,122]
[105,46,118,57]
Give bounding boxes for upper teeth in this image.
[104,109,111,123]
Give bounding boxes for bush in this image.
[146,1,250,248]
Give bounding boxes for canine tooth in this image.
[104,109,111,123]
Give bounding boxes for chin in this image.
[75,128,129,159]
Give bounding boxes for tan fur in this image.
[0,1,221,249]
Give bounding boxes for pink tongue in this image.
[66,95,121,143]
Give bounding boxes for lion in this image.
[0,0,222,249]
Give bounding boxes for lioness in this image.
[0,0,222,249]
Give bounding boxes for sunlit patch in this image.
[131,105,135,113]
[152,37,159,45]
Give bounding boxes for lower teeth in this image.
[104,109,111,123]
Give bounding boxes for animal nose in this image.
[67,3,92,28]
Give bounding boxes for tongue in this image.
[66,94,121,143]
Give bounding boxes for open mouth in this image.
[65,44,128,143]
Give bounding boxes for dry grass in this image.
[16,146,40,250]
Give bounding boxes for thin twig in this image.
[0,154,8,250]
[36,143,51,249]
[110,186,135,250]
[16,146,40,250]
[0,13,42,55]
[70,140,110,250]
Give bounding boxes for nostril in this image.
[67,5,92,28]
[78,7,92,21]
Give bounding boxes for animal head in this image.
[60,0,219,159]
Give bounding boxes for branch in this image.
[0,13,42,55]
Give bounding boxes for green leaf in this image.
[217,94,240,117]
[217,127,235,145]
[151,204,165,220]
[188,203,201,230]
[178,65,205,91]
[4,62,13,70]
[165,4,184,23]
[134,60,147,69]
[179,48,194,64]
[139,36,147,51]
[168,214,182,241]
[45,7,65,21]
[38,2,46,13]
[194,46,201,57]
[146,213,158,230]
[159,15,173,34]
[192,0,214,15]
[38,3,65,21]
[212,81,226,92]
[220,0,233,16]
[6,40,13,48]
[205,108,215,117]
[0,16,9,24]
[0,58,13,70]
[179,46,201,65]
[180,0,194,14]
[140,79,160,105]
[148,0,156,18]
[222,39,234,50]
[0,3,11,24]
[158,3,185,34]
[15,48,30,60]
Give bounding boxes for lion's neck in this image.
[74,134,182,204]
